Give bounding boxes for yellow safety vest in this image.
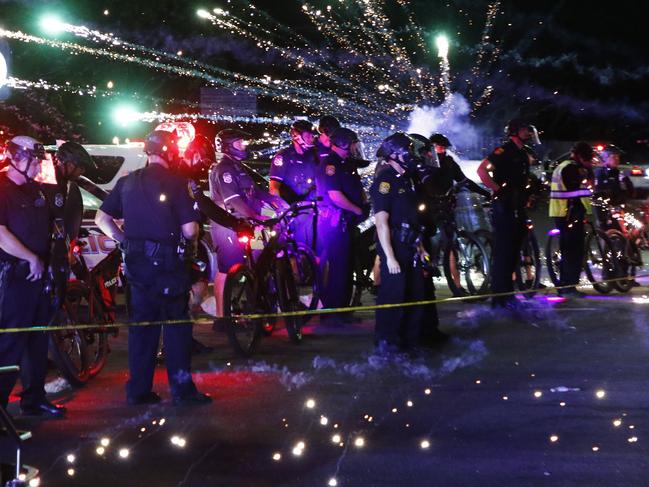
[549,160,592,218]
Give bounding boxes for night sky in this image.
[1,0,648,158]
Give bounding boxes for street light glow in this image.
[197,9,211,19]
[40,14,67,35]
[113,105,140,126]
[436,34,449,58]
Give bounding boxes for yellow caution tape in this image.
[0,274,645,333]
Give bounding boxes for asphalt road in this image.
[4,202,649,487]
[4,278,649,487]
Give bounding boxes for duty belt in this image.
[390,222,421,245]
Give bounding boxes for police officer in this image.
[0,136,65,417]
[181,135,249,319]
[593,145,634,228]
[270,120,319,248]
[95,130,211,406]
[54,141,97,241]
[477,119,539,309]
[429,134,491,198]
[371,133,434,355]
[316,127,367,324]
[549,141,595,298]
[316,115,341,164]
[210,129,285,318]
[27,142,96,390]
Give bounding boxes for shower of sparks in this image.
[1,1,505,134]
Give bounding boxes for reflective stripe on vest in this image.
[549,160,592,217]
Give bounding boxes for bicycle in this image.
[222,200,320,357]
[474,218,542,293]
[421,182,490,298]
[47,230,123,386]
[350,223,377,307]
[545,217,624,294]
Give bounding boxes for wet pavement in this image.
[4,278,649,486]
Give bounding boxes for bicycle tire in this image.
[444,230,490,298]
[584,230,618,294]
[223,264,263,357]
[473,229,493,264]
[545,233,561,287]
[292,244,320,313]
[515,231,541,291]
[276,260,303,344]
[48,282,109,386]
[606,229,635,293]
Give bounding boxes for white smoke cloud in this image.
[406,93,480,155]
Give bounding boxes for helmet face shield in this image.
[215,129,253,161]
[528,125,541,146]
[349,140,366,160]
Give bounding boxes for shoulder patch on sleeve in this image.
[326,165,336,176]
[494,147,505,155]
[273,155,283,167]
[222,172,233,184]
[379,182,390,194]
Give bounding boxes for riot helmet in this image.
[290,120,316,151]
[215,129,252,161]
[57,141,97,173]
[409,133,432,154]
[430,133,452,148]
[5,135,46,182]
[505,118,541,145]
[144,130,181,167]
[318,115,341,137]
[317,115,341,148]
[376,132,420,172]
[330,127,358,151]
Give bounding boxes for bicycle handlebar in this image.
[247,198,321,229]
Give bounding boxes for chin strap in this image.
[8,159,34,183]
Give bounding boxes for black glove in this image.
[189,179,202,199]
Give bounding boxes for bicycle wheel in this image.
[584,230,618,294]
[48,282,109,386]
[606,229,635,293]
[291,244,320,313]
[473,229,493,264]
[515,231,541,291]
[223,264,263,357]
[444,230,490,297]
[276,260,303,344]
[545,233,561,287]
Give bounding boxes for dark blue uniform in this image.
[315,140,331,165]
[270,145,318,248]
[0,176,55,410]
[485,140,530,306]
[371,165,432,348]
[593,166,632,231]
[315,152,364,313]
[209,156,271,273]
[100,164,200,403]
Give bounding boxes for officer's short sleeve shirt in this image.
[269,149,288,183]
[99,165,199,245]
[0,177,53,260]
[371,166,418,227]
[100,176,126,219]
[316,153,343,207]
